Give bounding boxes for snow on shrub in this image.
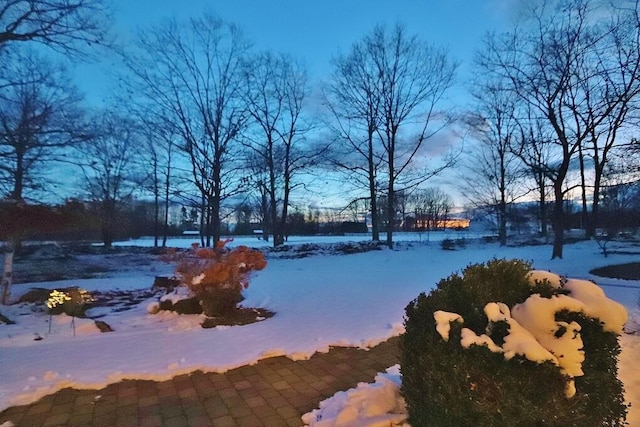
[402,259,629,426]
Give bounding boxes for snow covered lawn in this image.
[0,238,638,424]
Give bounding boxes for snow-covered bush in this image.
[163,241,266,316]
[401,259,628,426]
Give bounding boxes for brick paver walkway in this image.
[0,337,400,427]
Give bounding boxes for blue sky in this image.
[79,0,519,104]
[70,1,520,207]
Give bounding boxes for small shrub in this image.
[440,238,455,250]
[163,240,267,316]
[401,259,628,426]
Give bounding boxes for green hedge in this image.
[401,259,627,426]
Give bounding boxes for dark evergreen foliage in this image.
[401,259,627,426]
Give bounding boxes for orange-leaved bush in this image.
[164,240,267,316]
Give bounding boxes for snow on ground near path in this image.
[303,331,640,427]
[0,239,638,421]
[302,365,407,427]
[620,333,640,426]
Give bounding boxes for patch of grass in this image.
[590,262,640,280]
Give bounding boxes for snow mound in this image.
[301,365,407,427]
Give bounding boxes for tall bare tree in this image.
[325,36,385,241]
[79,112,141,248]
[243,52,313,246]
[123,14,251,246]
[371,24,457,248]
[579,3,640,237]
[478,0,640,258]
[0,0,109,302]
[515,110,554,238]
[0,0,111,55]
[0,49,87,202]
[139,121,176,248]
[462,80,524,245]
[326,23,457,247]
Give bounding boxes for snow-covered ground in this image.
[113,230,486,248]
[1,237,639,425]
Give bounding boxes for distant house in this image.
[408,215,470,230]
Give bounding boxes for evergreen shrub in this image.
[401,259,627,426]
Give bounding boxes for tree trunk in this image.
[162,173,170,248]
[578,144,589,237]
[211,193,221,246]
[551,182,565,259]
[385,122,396,249]
[370,182,379,242]
[498,151,507,246]
[588,163,604,239]
[368,130,379,242]
[279,167,292,247]
[101,200,115,248]
[539,193,547,238]
[12,149,24,201]
[536,169,548,238]
[269,170,282,248]
[260,186,269,242]
[153,179,160,248]
[386,174,395,249]
[1,250,14,305]
[498,208,507,246]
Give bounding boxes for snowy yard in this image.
[1,237,639,425]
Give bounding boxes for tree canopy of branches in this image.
[123,14,251,246]
[407,187,453,231]
[478,0,640,258]
[462,80,524,245]
[0,0,111,55]
[325,23,457,248]
[325,31,386,241]
[79,112,141,248]
[137,121,177,248]
[0,49,87,202]
[243,52,314,247]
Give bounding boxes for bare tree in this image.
[244,149,272,241]
[0,0,111,55]
[123,14,251,246]
[0,48,89,306]
[324,35,385,241]
[243,52,313,247]
[579,3,640,237]
[478,0,640,258]
[0,201,65,303]
[139,121,177,247]
[408,187,452,231]
[325,23,457,247]
[462,80,525,245]
[0,49,87,202]
[79,112,141,248]
[370,24,457,248]
[515,111,554,238]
